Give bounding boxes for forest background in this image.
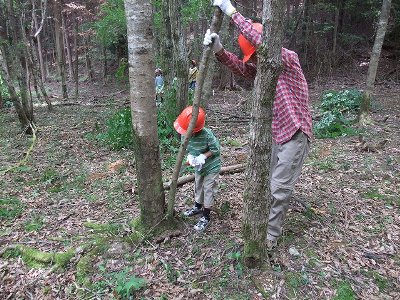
[0,0,399,299]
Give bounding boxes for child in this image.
[174,106,221,231]
[188,60,198,91]
[154,68,164,105]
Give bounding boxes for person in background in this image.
[174,106,221,231]
[204,0,313,249]
[155,68,164,105]
[188,60,198,91]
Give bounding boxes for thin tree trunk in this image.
[0,48,30,129]
[53,0,68,99]
[242,0,285,268]
[124,0,166,229]
[74,14,78,99]
[32,0,47,82]
[102,46,107,84]
[62,12,73,79]
[84,37,94,81]
[169,0,189,112]
[360,0,392,125]
[167,8,224,218]
[161,0,173,84]
[0,89,3,109]
[332,2,339,56]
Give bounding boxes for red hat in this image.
[174,106,205,135]
[238,23,263,63]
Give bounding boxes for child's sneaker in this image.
[183,206,202,217]
[194,216,210,231]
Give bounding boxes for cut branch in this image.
[163,163,245,190]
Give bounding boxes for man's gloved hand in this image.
[186,154,196,166]
[212,0,236,17]
[203,29,223,53]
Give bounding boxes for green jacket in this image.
[186,127,221,176]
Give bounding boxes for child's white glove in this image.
[186,154,196,166]
[212,0,236,17]
[193,154,207,171]
[203,29,223,53]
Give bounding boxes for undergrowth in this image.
[313,89,362,138]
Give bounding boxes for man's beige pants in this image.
[194,172,219,209]
[267,130,310,242]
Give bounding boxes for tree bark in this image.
[359,0,392,125]
[124,0,166,229]
[32,0,47,82]
[242,0,285,268]
[169,0,189,112]
[84,37,94,81]
[62,12,73,79]
[74,14,78,99]
[53,0,68,99]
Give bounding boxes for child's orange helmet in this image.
[174,106,205,135]
[238,22,263,63]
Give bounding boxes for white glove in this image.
[195,154,207,165]
[203,29,223,53]
[213,0,236,17]
[186,154,196,167]
[192,154,207,172]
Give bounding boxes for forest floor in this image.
[0,69,399,300]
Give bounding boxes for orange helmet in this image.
[238,22,263,63]
[174,106,205,135]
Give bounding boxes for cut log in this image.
[163,163,245,190]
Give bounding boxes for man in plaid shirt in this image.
[205,0,313,250]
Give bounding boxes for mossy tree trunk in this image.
[359,0,392,126]
[124,0,166,229]
[0,0,34,132]
[242,0,285,268]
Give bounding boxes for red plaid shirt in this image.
[215,13,313,144]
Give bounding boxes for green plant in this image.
[115,58,128,82]
[227,251,243,277]
[93,0,127,52]
[99,107,133,150]
[0,198,24,220]
[332,280,356,300]
[314,89,362,138]
[24,214,44,232]
[113,269,146,299]
[162,261,179,283]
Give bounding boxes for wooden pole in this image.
[167,8,224,218]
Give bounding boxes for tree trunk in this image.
[32,0,47,82]
[359,0,392,125]
[84,37,94,81]
[74,15,78,99]
[53,0,68,99]
[6,0,34,125]
[62,12,73,79]
[242,0,285,268]
[161,0,173,84]
[169,0,189,112]
[124,0,166,229]
[0,49,31,129]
